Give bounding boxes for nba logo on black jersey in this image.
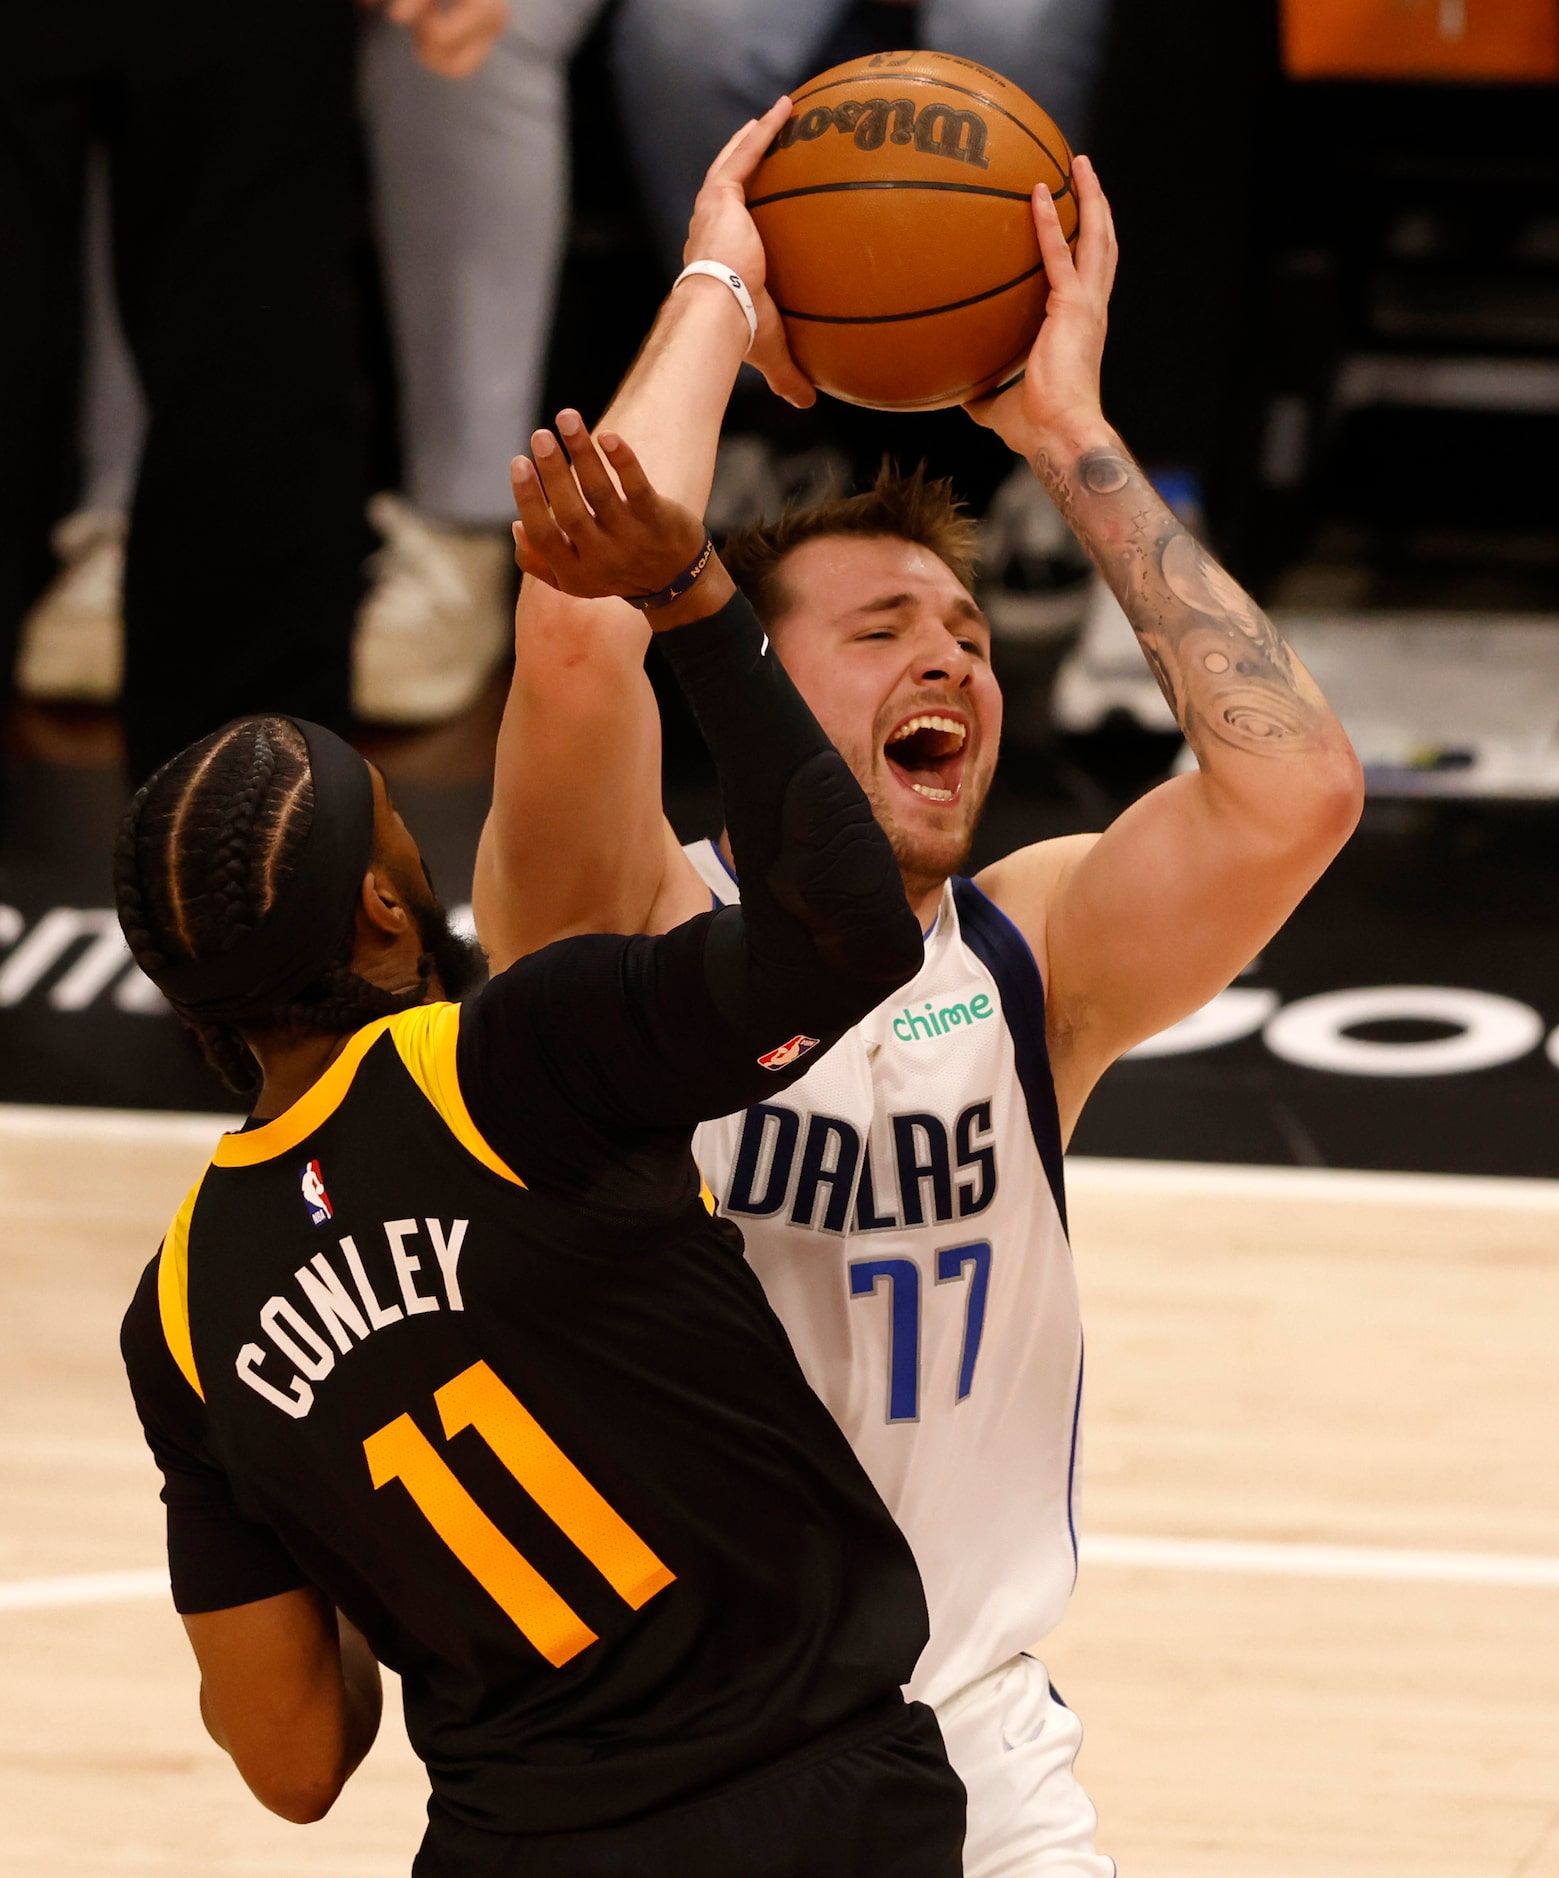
[300,1160,332,1225]
[757,1034,819,1072]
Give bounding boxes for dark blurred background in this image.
[2,0,1556,1172]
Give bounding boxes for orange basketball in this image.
[747,52,1077,412]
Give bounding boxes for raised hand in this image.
[964,154,1119,458]
[684,98,817,410]
[510,410,721,610]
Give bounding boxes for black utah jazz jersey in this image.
[120,921,934,1839]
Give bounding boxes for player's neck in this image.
[247,1030,356,1122]
[905,880,945,932]
[715,830,945,936]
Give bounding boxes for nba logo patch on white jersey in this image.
[300,1159,332,1225]
[757,1034,820,1072]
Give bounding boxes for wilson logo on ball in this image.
[746,51,1075,410]
[773,98,990,169]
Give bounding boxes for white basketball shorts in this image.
[934,1652,1116,1877]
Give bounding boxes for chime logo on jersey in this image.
[757,1034,820,1072]
[300,1159,333,1226]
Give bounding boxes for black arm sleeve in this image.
[458,588,923,1200]
[655,589,923,1040]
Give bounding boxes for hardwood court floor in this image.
[1,1108,1556,1877]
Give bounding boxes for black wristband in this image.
[623,533,716,611]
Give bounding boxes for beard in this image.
[412,889,487,1002]
[885,816,979,901]
[850,749,992,903]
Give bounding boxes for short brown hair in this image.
[720,460,980,625]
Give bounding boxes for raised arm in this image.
[968,159,1364,1135]
[461,425,921,1165]
[473,98,813,972]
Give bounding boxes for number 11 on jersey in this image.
[364,1359,675,1667]
[849,1241,992,1423]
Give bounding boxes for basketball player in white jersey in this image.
[475,104,1364,1873]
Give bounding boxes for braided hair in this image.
[114,717,430,1097]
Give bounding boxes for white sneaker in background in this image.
[1050,576,1179,733]
[16,509,126,704]
[353,494,514,725]
[978,468,1092,646]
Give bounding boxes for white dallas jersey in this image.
[686,839,1084,1709]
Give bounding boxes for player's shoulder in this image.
[120,1245,164,1369]
[121,1167,217,1438]
[970,833,1101,966]
[122,1167,214,1400]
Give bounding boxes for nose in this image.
[913,624,975,687]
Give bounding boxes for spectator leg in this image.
[610,0,852,269]
[359,0,607,528]
[924,0,1113,149]
[0,62,90,703]
[79,146,144,518]
[111,0,376,784]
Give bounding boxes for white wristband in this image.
[673,261,758,353]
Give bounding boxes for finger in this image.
[1068,155,1113,291]
[1083,155,1121,281]
[555,410,626,521]
[750,308,817,409]
[961,366,1025,430]
[756,354,817,410]
[705,116,760,186]
[961,389,997,428]
[741,96,794,187]
[1031,180,1077,290]
[595,432,660,510]
[387,0,429,22]
[724,95,793,189]
[511,453,578,566]
[510,520,561,587]
[528,427,598,538]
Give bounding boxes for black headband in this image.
[152,718,378,1026]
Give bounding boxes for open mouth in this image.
[884,713,968,804]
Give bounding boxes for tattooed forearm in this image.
[1034,440,1324,761]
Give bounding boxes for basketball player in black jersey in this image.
[116,427,966,1876]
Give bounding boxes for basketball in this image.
[746,52,1078,411]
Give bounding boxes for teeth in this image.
[910,783,956,802]
[888,714,966,747]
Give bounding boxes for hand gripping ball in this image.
[747,51,1078,411]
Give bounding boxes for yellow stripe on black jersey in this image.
[156,1176,206,1400]
[208,1005,523,1185]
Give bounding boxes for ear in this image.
[356,868,410,941]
